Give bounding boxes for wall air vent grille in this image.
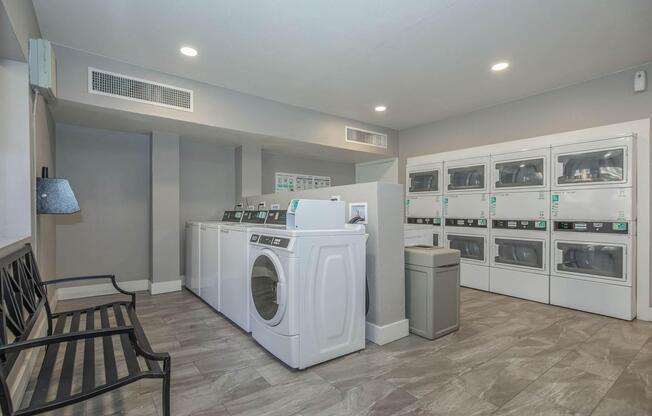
[88,68,193,111]
[345,126,388,149]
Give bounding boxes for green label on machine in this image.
[613,222,627,231]
[443,197,448,204]
[478,219,487,226]
[535,221,546,229]
[552,195,560,202]
[490,196,496,204]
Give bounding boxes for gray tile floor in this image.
[28,288,652,415]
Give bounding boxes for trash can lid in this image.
[405,245,460,268]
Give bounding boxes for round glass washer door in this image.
[250,252,286,326]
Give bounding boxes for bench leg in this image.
[162,357,171,416]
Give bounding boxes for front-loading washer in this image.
[219,210,268,331]
[248,225,367,369]
[491,147,550,192]
[550,220,636,320]
[444,219,489,291]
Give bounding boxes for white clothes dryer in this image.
[444,219,489,291]
[248,225,367,369]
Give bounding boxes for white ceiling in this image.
[33,0,652,130]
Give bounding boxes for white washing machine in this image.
[444,156,489,194]
[490,220,549,303]
[184,210,243,299]
[550,220,636,320]
[444,219,489,291]
[184,221,201,296]
[248,224,367,369]
[219,210,269,331]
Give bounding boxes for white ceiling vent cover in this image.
[345,126,387,149]
[88,68,193,112]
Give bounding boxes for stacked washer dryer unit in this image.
[248,199,367,369]
[219,209,269,332]
[405,160,443,246]
[550,136,636,320]
[489,148,551,303]
[443,155,490,290]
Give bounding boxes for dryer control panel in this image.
[554,221,629,234]
[493,219,547,231]
[445,218,487,228]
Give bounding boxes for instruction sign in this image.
[275,172,331,193]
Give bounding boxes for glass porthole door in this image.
[250,253,286,325]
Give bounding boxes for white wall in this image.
[55,124,151,283]
[260,151,356,194]
[179,139,235,274]
[0,59,31,248]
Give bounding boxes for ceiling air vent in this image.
[88,68,193,111]
[345,126,388,149]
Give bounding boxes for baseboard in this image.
[366,318,409,345]
[149,279,182,295]
[56,279,150,301]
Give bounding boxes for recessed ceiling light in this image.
[180,46,198,57]
[375,105,387,112]
[491,62,509,71]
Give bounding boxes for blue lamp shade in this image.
[36,168,80,214]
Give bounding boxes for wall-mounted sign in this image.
[275,172,331,193]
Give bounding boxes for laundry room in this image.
[1,1,652,415]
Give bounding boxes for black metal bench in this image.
[0,244,171,416]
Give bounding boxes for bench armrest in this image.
[43,275,137,308]
[0,326,135,355]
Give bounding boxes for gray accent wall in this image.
[260,151,356,195]
[399,62,652,184]
[179,139,235,274]
[55,124,151,283]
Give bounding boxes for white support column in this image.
[150,131,182,294]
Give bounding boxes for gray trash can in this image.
[405,245,461,340]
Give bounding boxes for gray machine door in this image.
[251,254,281,321]
[557,148,624,184]
[557,242,624,279]
[495,158,544,188]
[409,170,438,193]
[448,235,484,261]
[448,165,484,191]
[495,238,543,269]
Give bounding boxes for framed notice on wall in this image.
[275,172,331,193]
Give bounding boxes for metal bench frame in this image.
[0,245,171,416]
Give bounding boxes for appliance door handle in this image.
[437,263,459,269]
[275,282,286,306]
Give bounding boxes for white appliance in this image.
[445,156,489,193]
[407,162,442,197]
[444,193,489,220]
[248,224,367,369]
[404,223,433,246]
[490,221,550,303]
[219,210,269,331]
[444,220,489,291]
[199,222,220,310]
[550,220,636,320]
[491,148,549,192]
[551,136,634,191]
[184,221,201,296]
[185,210,243,305]
[551,188,633,221]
